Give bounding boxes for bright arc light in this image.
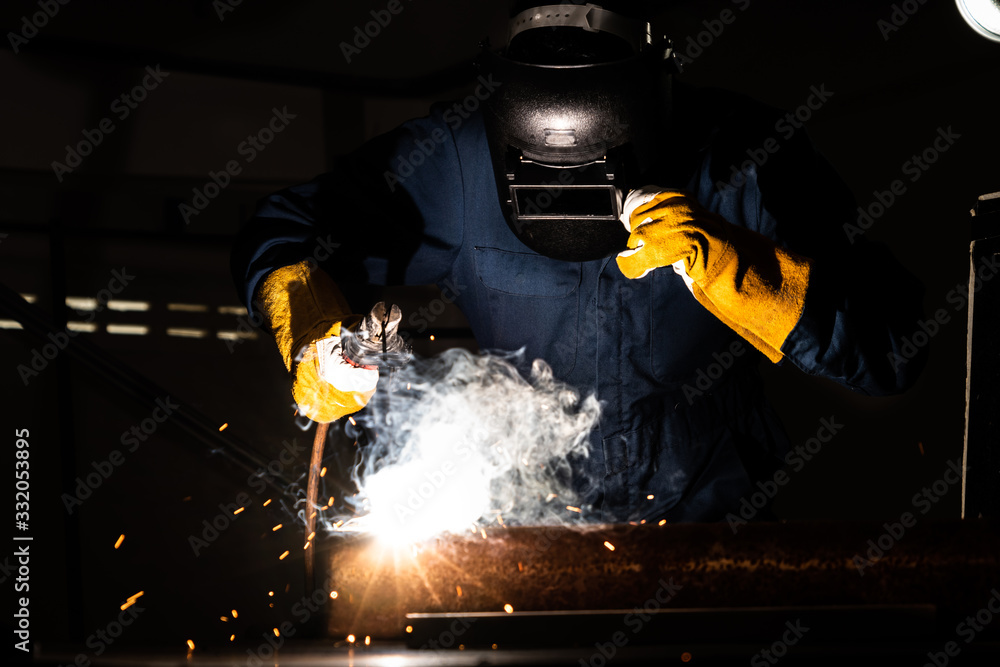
[354,423,492,546]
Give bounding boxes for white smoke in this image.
[324,348,601,545]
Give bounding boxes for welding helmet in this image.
[479,2,677,262]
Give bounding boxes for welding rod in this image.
[304,421,329,587]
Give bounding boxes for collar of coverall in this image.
[508,3,653,55]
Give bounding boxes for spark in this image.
[125,591,143,605]
[221,616,228,622]
[347,634,356,643]
[320,467,327,477]
[658,519,667,526]
[481,528,488,539]
[272,523,283,531]
[114,534,125,549]
[566,505,581,513]
[273,628,280,637]
[405,625,413,633]
[429,335,436,341]
[492,644,498,650]
[682,651,692,662]
[330,591,339,599]
[348,416,357,426]
[407,383,411,390]
[456,586,463,597]
[604,541,616,551]
[328,496,335,505]
[263,498,272,507]
[640,519,646,524]
[517,562,523,572]
[186,640,195,650]
[307,531,316,541]
[268,591,274,597]
[279,551,289,560]
[504,604,514,614]
[546,493,557,502]
[230,634,235,641]
[918,441,925,456]
[647,494,654,500]
[234,507,245,515]
[497,515,505,527]
[303,542,311,550]
[231,609,238,618]
[365,636,371,646]
[219,423,229,432]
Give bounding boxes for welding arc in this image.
[304,421,329,588]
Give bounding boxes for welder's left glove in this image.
[257,261,378,423]
[616,187,813,363]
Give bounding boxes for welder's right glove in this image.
[616,187,812,363]
[257,261,378,423]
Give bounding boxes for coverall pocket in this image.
[650,267,735,385]
[473,246,581,377]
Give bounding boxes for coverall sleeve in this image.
[230,104,466,317]
[750,124,928,396]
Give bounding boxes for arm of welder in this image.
[230,104,466,419]
[616,120,926,395]
[753,129,928,395]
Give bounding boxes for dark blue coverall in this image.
[231,83,927,523]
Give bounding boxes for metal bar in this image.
[406,604,936,648]
[318,520,1000,640]
[964,191,1000,519]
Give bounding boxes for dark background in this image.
[0,0,997,657]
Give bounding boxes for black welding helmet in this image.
[479,2,677,262]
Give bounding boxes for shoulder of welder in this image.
[425,98,487,147]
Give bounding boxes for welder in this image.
[231,1,927,523]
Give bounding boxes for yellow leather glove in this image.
[257,261,378,423]
[616,187,812,363]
